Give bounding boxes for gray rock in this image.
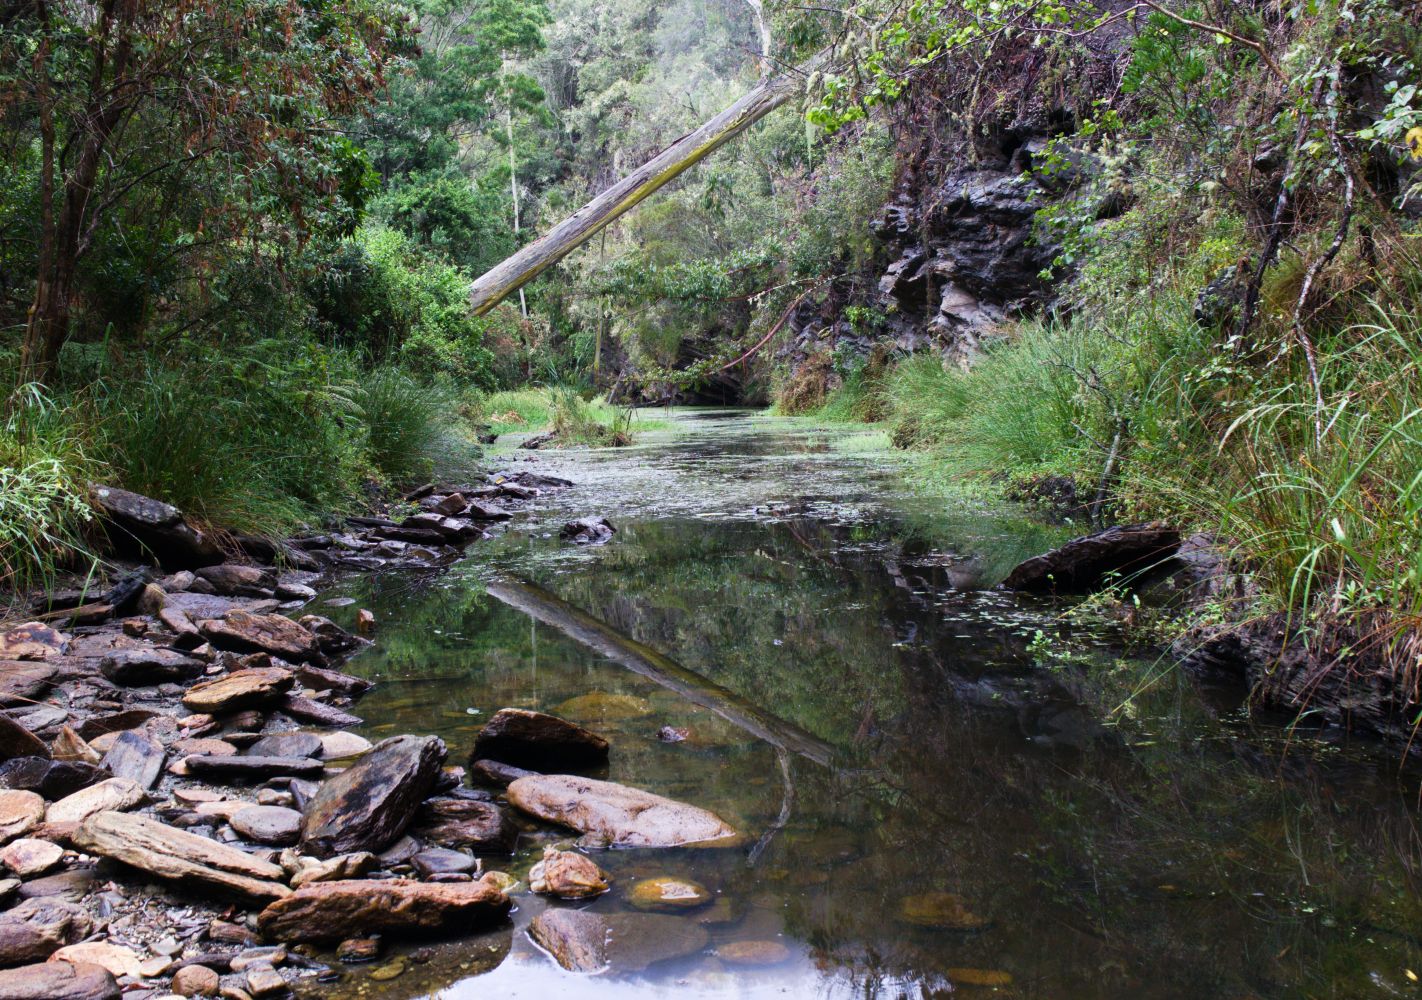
[300,735,447,858]
[246,733,322,759]
[472,708,608,771]
[1002,521,1182,593]
[505,775,739,849]
[99,731,165,789]
[184,755,324,781]
[98,647,203,687]
[91,484,222,571]
[230,806,302,846]
[0,759,101,800]
[411,847,476,878]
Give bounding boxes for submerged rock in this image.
[527,847,610,900]
[300,735,447,857]
[559,517,615,545]
[472,708,609,771]
[897,891,988,930]
[628,876,712,911]
[717,940,792,966]
[256,876,510,943]
[527,909,707,974]
[1002,521,1181,593]
[505,774,739,848]
[554,691,652,721]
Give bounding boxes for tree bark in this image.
[469,57,821,315]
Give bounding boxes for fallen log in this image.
[485,576,834,767]
[468,58,822,315]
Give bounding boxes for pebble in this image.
[244,963,287,998]
[337,938,380,963]
[172,964,221,996]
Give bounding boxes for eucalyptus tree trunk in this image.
[469,58,820,316]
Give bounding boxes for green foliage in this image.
[357,368,482,487]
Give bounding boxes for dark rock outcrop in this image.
[471,708,609,771]
[90,485,222,570]
[300,735,447,857]
[1002,522,1182,592]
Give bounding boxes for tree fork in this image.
[468,57,821,315]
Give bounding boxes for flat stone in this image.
[182,668,294,714]
[171,964,220,996]
[317,732,371,760]
[245,733,321,759]
[47,942,141,979]
[411,848,475,878]
[6,705,66,735]
[197,611,317,662]
[505,775,739,848]
[897,891,988,930]
[468,759,534,788]
[287,852,377,888]
[15,869,93,902]
[195,565,276,597]
[77,710,156,741]
[157,607,200,640]
[257,876,510,943]
[173,788,226,805]
[0,664,56,708]
[243,963,286,998]
[527,909,707,974]
[628,876,712,911]
[276,695,360,728]
[528,847,609,900]
[472,708,609,771]
[0,959,118,999]
[300,735,446,857]
[0,898,92,966]
[412,798,515,853]
[0,625,66,661]
[71,812,288,905]
[230,807,302,846]
[184,755,324,781]
[99,732,165,789]
[0,838,63,877]
[0,717,49,762]
[554,691,652,721]
[46,778,145,825]
[0,791,43,844]
[718,940,792,966]
[50,728,99,766]
[171,738,236,757]
[98,648,203,687]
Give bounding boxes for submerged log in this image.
[468,59,821,315]
[484,577,834,767]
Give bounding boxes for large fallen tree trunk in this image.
[485,576,835,767]
[469,59,820,315]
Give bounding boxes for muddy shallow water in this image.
[307,409,1422,999]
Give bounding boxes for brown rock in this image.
[0,898,92,967]
[528,847,609,899]
[300,735,446,857]
[412,798,515,853]
[257,876,510,943]
[197,611,317,662]
[0,625,66,661]
[472,708,608,771]
[718,940,791,966]
[71,812,288,904]
[468,758,534,787]
[505,775,739,848]
[50,728,99,766]
[47,942,141,979]
[316,732,372,761]
[0,717,48,763]
[171,963,220,996]
[194,565,276,597]
[336,938,380,963]
[0,960,118,999]
[0,792,43,844]
[243,963,286,998]
[287,852,377,888]
[181,668,293,714]
[46,778,144,826]
[230,807,302,846]
[275,695,360,728]
[0,839,63,878]
[628,875,712,911]
[77,710,156,741]
[0,664,56,709]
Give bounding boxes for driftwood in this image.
[469,59,820,315]
[485,576,834,767]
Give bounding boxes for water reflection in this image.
[300,411,1422,1000]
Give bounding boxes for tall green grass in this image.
[358,368,481,487]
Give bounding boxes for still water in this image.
[306,409,1422,999]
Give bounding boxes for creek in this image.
[310,409,1422,999]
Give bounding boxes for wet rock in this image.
[257,876,511,943]
[48,942,142,979]
[1002,522,1182,593]
[195,565,276,597]
[91,484,222,571]
[0,792,43,844]
[300,735,447,857]
[0,664,56,708]
[246,733,322,760]
[243,963,286,998]
[527,909,708,974]
[72,812,288,904]
[528,847,609,900]
[184,755,324,781]
[628,876,712,911]
[0,897,92,966]
[99,731,165,789]
[294,660,370,693]
[465,501,511,521]
[657,726,689,743]
[718,940,791,966]
[46,777,145,825]
[472,708,608,771]
[559,517,615,545]
[506,775,739,848]
[468,759,533,788]
[0,959,118,999]
[555,691,652,721]
[948,968,1015,987]
[98,648,203,687]
[171,964,220,996]
[0,717,49,762]
[412,798,515,854]
[0,759,101,800]
[0,838,63,877]
[230,806,302,846]
[411,847,476,878]
[276,695,361,728]
[897,891,988,930]
[181,668,294,714]
[197,611,318,662]
[317,732,372,761]
[0,624,66,661]
[337,938,380,963]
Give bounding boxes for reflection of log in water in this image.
[485,576,835,768]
